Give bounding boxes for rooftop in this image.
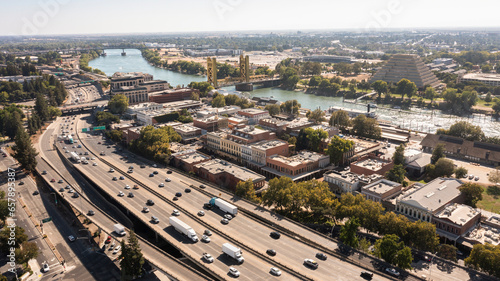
[325,171,382,184]
[174,150,210,164]
[173,124,200,134]
[268,151,326,167]
[362,179,402,195]
[194,159,265,182]
[434,203,480,226]
[352,157,390,171]
[251,140,288,151]
[462,73,500,82]
[398,177,464,212]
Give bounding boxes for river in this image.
[90,49,500,137]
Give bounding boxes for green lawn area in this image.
[475,99,494,108]
[477,186,500,213]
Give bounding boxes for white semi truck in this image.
[222,243,244,264]
[113,224,126,236]
[169,217,198,242]
[209,197,238,216]
[70,152,81,163]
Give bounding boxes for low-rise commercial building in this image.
[196,105,241,118]
[433,203,481,239]
[242,140,289,168]
[324,171,382,194]
[194,159,266,191]
[237,108,270,125]
[395,177,464,223]
[259,118,289,134]
[172,124,202,143]
[350,154,393,176]
[149,88,198,104]
[262,151,329,181]
[361,179,402,203]
[458,73,500,87]
[113,86,148,104]
[193,116,229,132]
[172,149,211,172]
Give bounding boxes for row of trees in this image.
[0,74,67,105]
[465,243,500,278]
[329,110,381,140]
[211,93,254,109]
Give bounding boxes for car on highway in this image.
[270,232,281,239]
[73,193,79,198]
[228,267,240,277]
[151,216,159,224]
[119,176,125,180]
[198,211,205,216]
[385,268,400,277]
[175,192,182,197]
[203,203,212,210]
[133,185,139,189]
[165,178,171,182]
[117,191,124,197]
[224,214,233,220]
[316,253,327,260]
[65,185,71,189]
[185,188,191,193]
[33,190,39,195]
[147,199,154,206]
[58,179,64,183]
[59,188,65,192]
[200,184,206,188]
[221,218,229,224]
[140,165,146,168]
[105,236,112,243]
[204,229,212,236]
[266,249,276,256]
[77,144,82,148]
[304,258,319,269]
[153,164,157,168]
[100,151,105,156]
[158,183,164,187]
[201,235,211,243]
[202,253,214,263]
[149,173,154,177]
[360,271,373,279]
[109,168,114,173]
[19,181,24,185]
[124,185,130,189]
[172,209,180,216]
[42,170,47,175]
[88,210,95,216]
[128,192,134,198]
[68,235,76,242]
[68,189,74,193]
[129,166,134,170]
[43,263,50,273]
[153,171,158,175]
[173,196,178,201]
[143,207,150,213]
[128,169,133,173]
[93,162,97,166]
[270,267,282,276]
[112,177,118,181]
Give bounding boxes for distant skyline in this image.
[2,0,500,36]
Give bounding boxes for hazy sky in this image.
[2,0,500,36]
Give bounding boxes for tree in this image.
[373,234,412,269]
[485,93,493,103]
[34,92,49,121]
[307,108,326,124]
[211,94,226,108]
[296,128,328,152]
[280,100,301,116]
[493,98,500,115]
[47,106,61,120]
[106,129,124,143]
[3,111,22,139]
[96,111,120,126]
[358,237,371,253]
[489,166,500,184]
[459,183,484,208]
[0,200,9,223]
[308,76,322,87]
[465,244,500,277]
[431,143,446,164]
[265,104,280,116]
[326,136,354,166]
[396,79,417,100]
[432,158,455,178]
[454,166,468,179]
[261,177,295,211]
[340,217,360,248]
[108,94,129,115]
[424,87,437,103]
[12,127,38,172]
[329,110,351,131]
[15,241,38,265]
[235,179,260,203]
[437,244,458,262]
[119,230,144,280]
[405,220,439,252]
[352,114,381,139]
[392,144,406,166]
[385,164,406,184]
[0,226,27,253]
[438,121,485,141]
[371,80,388,99]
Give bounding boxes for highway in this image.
[72,114,394,281]
[38,118,214,281]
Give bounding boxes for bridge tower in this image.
[207,57,218,88]
[239,55,250,83]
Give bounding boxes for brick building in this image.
[262,151,329,181]
[350,154,393,176]
[361,179,402,203]
[193,116,229,132]
[149,88,198,104]
[172,150,211,172]
[433,203,481,238]
[236,108,270,125]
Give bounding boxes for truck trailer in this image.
[69,152,80,163]
[169,217,198,242]
[209,197,238,216]
[222,243,244,264]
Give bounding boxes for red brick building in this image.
[350,154,393,176]
[149,88,198,104]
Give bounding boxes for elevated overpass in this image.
[60,100,107,115]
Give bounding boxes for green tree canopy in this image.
[385,164,406,184]
[307,108,326,124]
[235,179,260,203]
[373,234,413,269]
[329,110,351,131]
[431,143,446,164]
[108,94,129,115]
[211,94,226,108]
[265,104,280,116]
[371,80,388,99]
[352,114,381,139]
[396,79,417,100]
[326,136,354,166]
[454,166,468,179]
[119,230,144,280]
[392,144,406,166]
[12,126,38,172]
[465,243,500,277]
[340,217,360,248]
[15,241,38,265]
[459,183,484,208]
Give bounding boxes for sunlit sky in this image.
[2,0,500,36]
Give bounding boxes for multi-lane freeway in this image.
[58,113,395,281]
